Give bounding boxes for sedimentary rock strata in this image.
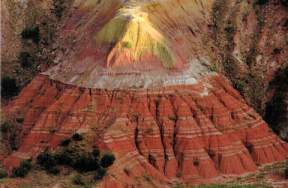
[2,74,287,187]
[1,0,288,187]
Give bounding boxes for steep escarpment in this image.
[1,0,72,103]
[2,74,287,187]
[211,0,288,134]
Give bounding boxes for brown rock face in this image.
[2,74,287,187]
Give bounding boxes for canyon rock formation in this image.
[1,0,288,187]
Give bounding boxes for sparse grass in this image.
[122,41,132,48]
[210,64,218,72]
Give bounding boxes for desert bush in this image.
[282,0,288,7]
[21,26,40,43]
[224,25,235,33]
[122,41,132,48]
[0,121,19,150]
[100,153,115,168]
[1,76,19,99]
[1,121,11,134]
[284,166,288,179]
[72,153,99,172]
[60,138,71,146]
[12,160,32,178]
[16,116,24,123]
[94,167,106,180]
[255,0,269,5]
[72,133,83,141]
[92,148,100,158]
[193,158,200,166]
[0,168,7,179]
[72,174,85,185]
[37,151,57,171]
[18,52,33,68]
[54,149,73,166]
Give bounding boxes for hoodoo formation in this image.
[1,0,288,187]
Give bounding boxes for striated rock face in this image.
[2,74,287,187]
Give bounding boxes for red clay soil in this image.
[2,74,287,187]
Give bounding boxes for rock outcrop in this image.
[2,74,287,187]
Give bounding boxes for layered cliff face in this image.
[1,0,288,187]
[2,74,288,187]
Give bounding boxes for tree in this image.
[1,76,19,99]
[21,26,40,44]
[18,52,32,68]
[255,0,269,5]
[94,167,106,180]
[72,133,83,141]
[282,0,288,7]
[12,160,32,178]
[100,154,115,168]
[0,169,7,179]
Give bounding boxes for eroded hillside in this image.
[1,0,288,188]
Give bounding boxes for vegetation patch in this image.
[1,76,19,99]
[21,26,40,44]
[0,168,8,179]
[12,160,32,178]
[254,0,269,6]
[18,52,33,68]
[37,135,115,180]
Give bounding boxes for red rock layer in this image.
[2,74,288,187]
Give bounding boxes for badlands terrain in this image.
[1,0,288,187]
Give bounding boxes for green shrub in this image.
[122,41,132,48]
[37,151,57,171]
[281,0,288,7]
[168,115,177,121]
[234,80,246,94]
[210,64,217,72]
[92,148,100,158]
[18,52,32,68]
[47,166,60,175]
[60,138,71,146]
[72,174,85,186]
[16,117,24,123]
[53,0,66,18]
[0,121,19,150]
[72,133,83,141]
[94,167,106,180]
[12,160,32,178]
[100,154,115,168]
[21,26,40,43]
[1,121,10,133]
[285,166,288,179]
[193,158,200,166]
[224,25,235,33]
[54,149,73,166]
[1,76,19,99]
[0,168,7,179]
[72,153,99,172]
[255,0,269,5]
